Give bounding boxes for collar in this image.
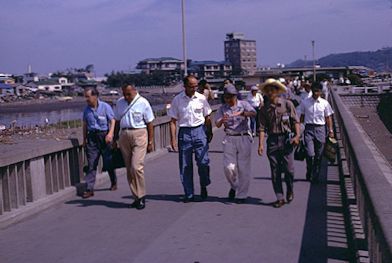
[181,90,198,100]
[88,99,101,110]
[312,96,321,103]
[126,93,140,105]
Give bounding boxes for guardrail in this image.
[330,88,392,262]
[0,104,220,217]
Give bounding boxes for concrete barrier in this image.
[331,89,392,262]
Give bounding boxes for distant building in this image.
[188,61,232,79]
[136,57,184,74]
[34,80,62,92]
[224,32,257,76]
[0,83,15,97]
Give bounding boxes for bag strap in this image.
[120,96,141,121]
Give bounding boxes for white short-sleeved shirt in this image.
[247,92,264,108]
[168,91,212,127]
[298,97,334,125]
[114,93,155,129]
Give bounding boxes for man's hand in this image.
[291,135,300,146]
[105,133,113,144]
[147,142,153,153]
[171,139,178,152]
[258,144,264,156]
[328,131,334,138]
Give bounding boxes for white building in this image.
[136,57,184,74]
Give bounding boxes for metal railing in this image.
[0,105,219,216]
[331,88,392,262]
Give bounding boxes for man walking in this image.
[215,85,256,203]
[169,75,213,202]
[246,85,263,136]
[258,79,300,208]
[114,83,155,210]
[82,87,117,198]
[298,82,334,184]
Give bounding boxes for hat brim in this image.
[259,81,286,94]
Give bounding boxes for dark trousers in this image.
[85,131,117,190]
[304,124,326,180]
[266,134,294,201]
[250,107,260,134]
[178,125,211,198]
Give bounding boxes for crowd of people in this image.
[80,75,334,209]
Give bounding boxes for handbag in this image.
[324,137,338,162]
[294,140,306,161]
[110,148,125,170]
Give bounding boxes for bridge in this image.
[0,88,391,263]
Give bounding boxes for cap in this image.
[224,84,238,95]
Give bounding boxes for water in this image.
[0,104,166,128]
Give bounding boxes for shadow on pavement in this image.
[297,158,351,263]
[65,199,130,209]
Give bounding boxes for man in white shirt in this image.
[321,79,330,101]
[298,82,334,184]
[246,85,264,135]
[168,76,213,202]
[114,84,155,210]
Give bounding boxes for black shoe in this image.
[272,200,285,208]
[136,197,145,210]
[181,195,195,203]
[130,199,139,208]
[228,188,236,200]
[110,184,117,191]
[236,198,247,204]
[286,191,294,203]
[200,187,208,200]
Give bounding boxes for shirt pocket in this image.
[132,112,144,124]
[193,102,204,115]
[97,115,107,126]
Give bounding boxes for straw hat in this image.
[259,78,287,93]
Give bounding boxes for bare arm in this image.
[300,114,305,123]
[105,119,116,144]
[146,122,154,153]
[326,115,334,138]
[205,115,213,143]
[170,118,178,151]
[258,131,265,156]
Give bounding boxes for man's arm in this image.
[82,121,88,147]
[205,115,213,143]
[146,122,154,153]
[113,120,121,148]
[105,119,116,144]
[326,115,334,138]
[170,118,178,151]
[258,131,265,156]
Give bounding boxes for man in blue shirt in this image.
[82,87,117,198]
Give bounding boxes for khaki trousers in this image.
[119,129,147,199]
[223,135,252,199]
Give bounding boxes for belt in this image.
[88,129,108,134]
[179,124,203,130]
[305,123,325,127]
[121,127,143,131]
[226,131,250,136]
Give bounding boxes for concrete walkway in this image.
[0,130,351,263]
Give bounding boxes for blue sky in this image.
[1,0,391,75]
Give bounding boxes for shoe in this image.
[236,198,247,204]
[110,184,117,191]
[130,199,139,208]
[286,192,294,203]
[272,200,285,208]
[182,195,195,203]
[82,190,94,199]
[136,197,145,210]
[228,188,236,200]
[200,187,208,200]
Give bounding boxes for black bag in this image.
[111,148,125,170]
[324,137,338,162]
[294,141,306,161]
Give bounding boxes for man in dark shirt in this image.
[258,79,300,208]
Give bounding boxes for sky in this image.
[1,0,392,76]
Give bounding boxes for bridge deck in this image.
[0,129,351,263]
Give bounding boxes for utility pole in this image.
[181,0,188,77]
[312,40,316,82]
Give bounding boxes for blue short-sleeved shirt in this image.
[83,100,115,132]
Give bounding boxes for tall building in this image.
[136,57,184,74]
[224,32,257,75]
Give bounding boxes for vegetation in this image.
[105,70,182,88]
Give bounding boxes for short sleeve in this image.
[324,101,334,117]
[106,104,115,121]
[214,106,224,123]
[143,100,155,123]
[203,98,212,116]
[297,101,305,116]
[243,101,256,113]
[167,97,179,120]
[258,106,266,132]
[287,100,299,123]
